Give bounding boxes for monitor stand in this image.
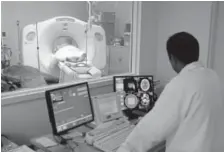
[62,131,83,140]
[123,109,145,120]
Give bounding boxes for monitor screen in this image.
[45,82,94,135]
[113,75,154,111]
[98,94,119,117]
[114,76,153,93]
[91,92,122,124]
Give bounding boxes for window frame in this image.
[1,1,142,105]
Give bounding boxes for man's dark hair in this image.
[166,32,199,65]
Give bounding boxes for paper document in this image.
[35,137,58,147]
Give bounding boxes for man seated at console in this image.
[117,32,224,152]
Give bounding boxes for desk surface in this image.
[31,135,101,152]
[31,125,101,152]
[31,125,166,152]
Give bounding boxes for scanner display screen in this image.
[47,83,93,133]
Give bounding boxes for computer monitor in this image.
[113,75,154,112]
[45,82,94,135]
[91,92,123,126]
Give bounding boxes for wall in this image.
[210,4,224,149]
[155,2,213,84]
[113,2,132,37]
[139,2,158,76]
[94,1,132,37]
[1,1,88,65]
[211,2,224,97]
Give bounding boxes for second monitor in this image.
[91,92,124,126]
[114,75,155,112]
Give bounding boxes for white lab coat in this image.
[117,62,224,152]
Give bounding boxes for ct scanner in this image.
[21,16,107,82]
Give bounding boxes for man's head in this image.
[166,32,199,73]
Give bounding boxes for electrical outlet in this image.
[2,32,7,38]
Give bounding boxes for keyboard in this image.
[91,119,129,135]
[93,125,135,152]
[85,119,131,145]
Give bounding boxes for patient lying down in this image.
[48,45,101,81]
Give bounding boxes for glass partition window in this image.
[1,1,136,93]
